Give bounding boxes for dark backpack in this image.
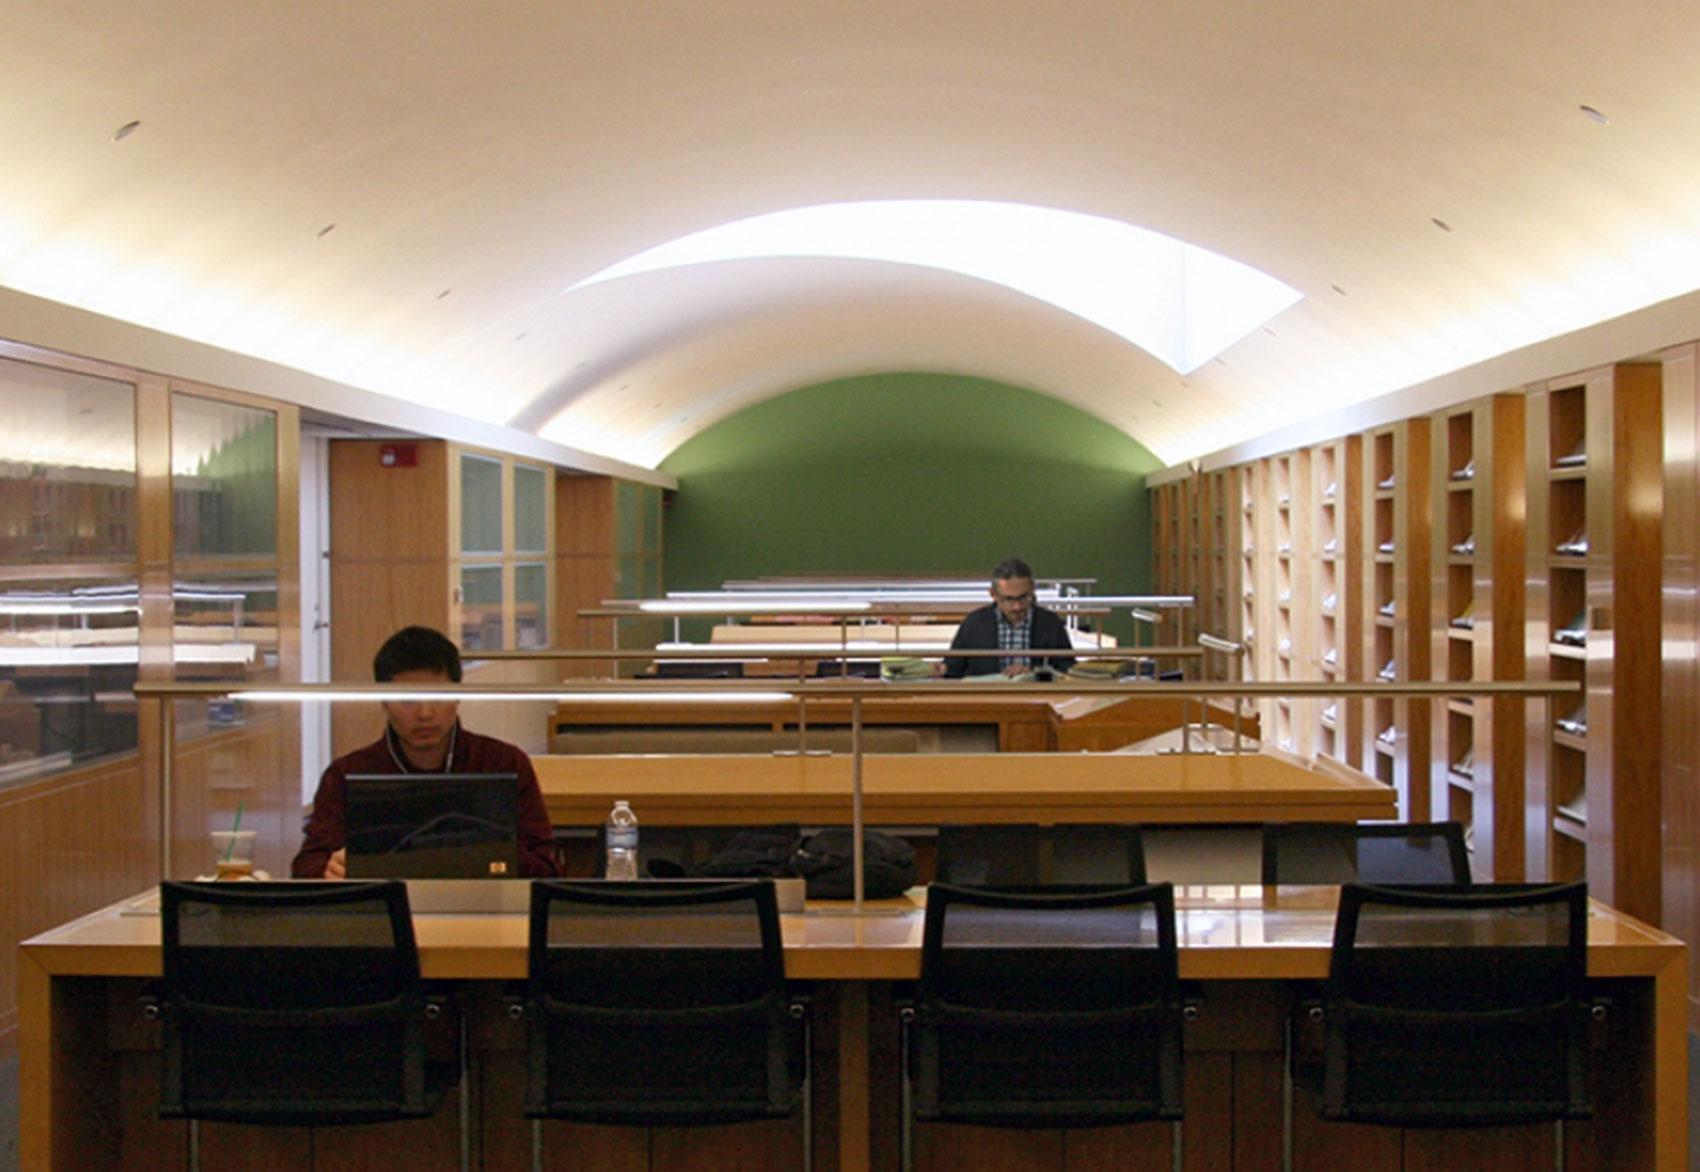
[790,829,917,900]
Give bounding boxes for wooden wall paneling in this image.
[1394,418,1433,821]
[1660,342,1700,1026]
[1523,383,1558,880]
[0,758,150,1052]
[1478,392,1529,879]
[1599,362,1663,923]
[328,439,453,753]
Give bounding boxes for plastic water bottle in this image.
[605,800,639,880]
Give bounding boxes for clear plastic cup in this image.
[211,829,256,880]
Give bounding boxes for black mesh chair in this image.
[934,823,1042,885]
[154,880,458,1141]
[902,883,1187,1170]
[1049,824,1148,885]
[520,879,808,1166]
[1261,820,1470,885]
[935,824,1147,887]
[1298,882,1595,1165]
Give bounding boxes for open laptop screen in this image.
[343,773,521,879]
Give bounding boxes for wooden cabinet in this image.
[1525,363,1661,920]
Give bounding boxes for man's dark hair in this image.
[991,556,1033,584]
[373,625,463,682]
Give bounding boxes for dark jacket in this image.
[291,722,559,878]
[942,604,1077,678]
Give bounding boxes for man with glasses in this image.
[939,557,1077,678]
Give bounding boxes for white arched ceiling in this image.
[4,1,1700,468]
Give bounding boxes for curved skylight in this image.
[567,200,1302,374]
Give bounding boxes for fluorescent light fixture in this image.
[567,200,1302,374]
[234,689,795,703]
[637,599,872,614]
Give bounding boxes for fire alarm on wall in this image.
[379,443,418,468]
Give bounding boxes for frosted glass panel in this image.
[459,564,504,650]
[515,561,547,649]
[460,454,503,555]
[514,464,547,553]
[172,394,277,557]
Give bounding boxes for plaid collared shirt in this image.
[995,608,1033,671]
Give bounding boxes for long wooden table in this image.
[20,885,1684,1170]
[533,750,1393,826]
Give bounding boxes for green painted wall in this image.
[659,373,1162,641]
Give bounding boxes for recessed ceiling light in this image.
[436,288,451,300]
[514,331,528,341]
[1431,217,1453,233]
[112,120,140,141]
[1331,284,1347,296]
[1580,105,1609,125]
[316,223,336,238]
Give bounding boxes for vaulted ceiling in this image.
[4,1,1698,473]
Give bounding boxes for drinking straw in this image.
[223,801,246,861]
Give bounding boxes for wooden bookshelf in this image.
[1309,439,1352,765]
[1430,393,1526,879]
[1524,362,1661,922]
[1358,420,1432,819]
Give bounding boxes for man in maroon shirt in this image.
[291,626,559,878]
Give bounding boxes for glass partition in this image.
[0,357,140,786]
[171,393,277,557]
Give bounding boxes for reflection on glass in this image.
[0,357,137,563]
[515,562,547,649]
[0,579,140,784]
[514,463,548,553]
[460,454,502,555]
[460,564,504,650]
[173,574,279,680]
[172,394,277,556]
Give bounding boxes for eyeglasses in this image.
[993,592,1034,605]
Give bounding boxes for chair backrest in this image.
[936,824,1147,886]
[1322,881,1591,1126]
[1261,820,1470,885]
[1048,824,1148,885]
[524,879,802,1124]
[912,882,1183,1127]
[935,823,1041,885]
[158,880,432,1125]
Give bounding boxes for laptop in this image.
[344,772,521,879]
